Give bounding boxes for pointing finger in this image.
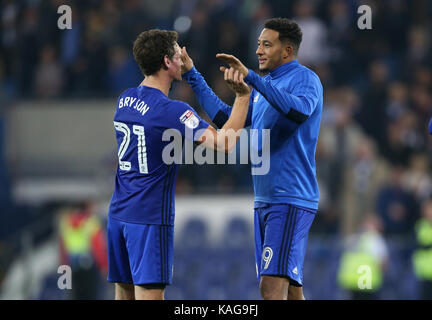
[228,67,234,82]
[234,69,240,83]
[216,53,235,65]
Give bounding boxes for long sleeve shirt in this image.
[183,60,323,210]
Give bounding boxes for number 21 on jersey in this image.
[114,121,148,174]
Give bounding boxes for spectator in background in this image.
[325,0,355,85]
[337,214,389,300]
[59,4,82,68]
[1,0,19,90]
[0,56,15,100]
[142,0,175,29]
[376,166,419,235]
[107,45,142,94]
[317,87,388,235]
[17,5,41,97]
[215,19,243,60]
[386,82,409,123]
[180,5,210,70]
[245,1,274,65]
[326,0,351,56]
[314,88,353,234]
[100,0,122,43]
[406,26,431,69]
[80,12,110,96]
[356,60,389,151]
[292,0,329,67]
[58,201,108,300]
[34,45,64,98]
[412,199,432,299]
[411,85,432,123]
[341,137,389,236]
[117,0,151,47]
[403,153,432,201]
[383,112,416,166]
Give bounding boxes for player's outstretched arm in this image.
[197,68,250,153]
[181,46,252,128]
[245,68,321,121]
[217,53,321,124]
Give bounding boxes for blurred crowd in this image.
[1,0,432,239]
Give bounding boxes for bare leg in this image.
[115,283,135,300]
[134,286,164,300]
[287,285,305,300]
[259,275,290,300]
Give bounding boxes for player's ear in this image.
[282,42,292,58]
[283,44,293,59]
[162,55,170,70]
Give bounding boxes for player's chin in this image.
[258,65,270,73]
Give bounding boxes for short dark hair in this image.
[264,18,302,55]
[133,29,178,76]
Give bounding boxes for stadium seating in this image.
[30,217,421,300]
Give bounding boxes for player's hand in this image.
[181,46,194,74]
[216,53,249,77]
[224,67,251,97]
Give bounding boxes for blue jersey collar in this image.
[269,60,299,79]
[139,84,165,96]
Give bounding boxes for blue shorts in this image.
[254,203,316,287]
[107,216,173,286]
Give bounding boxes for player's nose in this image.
[256,46,263,56]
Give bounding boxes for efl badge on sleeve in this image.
[179,110,199,129]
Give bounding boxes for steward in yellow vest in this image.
[58,205,108,299]
[412,199,432,299]
[337,215,388,300]
[412,219,432,281]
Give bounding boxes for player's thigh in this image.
[254,207,266,279]
[258,205,291,276]
[260,205,315,287]
[107,217,133,284]
[124,224,174,286]
[282,206,315,287]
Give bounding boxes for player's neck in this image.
[140,74,172,96]
[274,56,296,69]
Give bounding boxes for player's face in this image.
[168,43,183,81]
[256,28,287,72]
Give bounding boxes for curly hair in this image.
[264,18,303,55]
[133,29,178,76]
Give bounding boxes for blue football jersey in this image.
[246,61,323,210]
[108,85,209,225]
[183,60,323,210]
